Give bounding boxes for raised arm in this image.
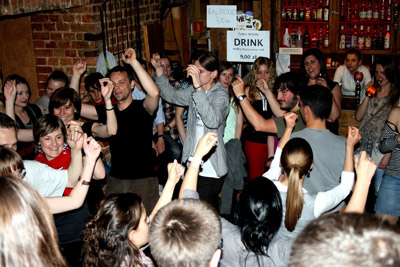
[3,79,16,121]
[90,78,117,138]
[66,122,84,187]
[123,48,159,115]
[355,94,370,121]
[327,84,342,123]
[345,151,376,213]
[150,159,184,217]
[47,135,100,214]
[70,60,87,94]
[232,76,278,134]
[179,132,218,198]
[257,78,285,117]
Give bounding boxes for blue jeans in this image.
[373,168,385,196]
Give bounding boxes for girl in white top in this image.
[263,112,359,239]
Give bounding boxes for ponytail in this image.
[285,166,304,232]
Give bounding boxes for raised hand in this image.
[346,126,362,148]
[150,53,162,69]
[256,78,269,91]
[231,76,245,98]
[186,64,201,89]
[193,132,218,159]
[99,78,114,100]
[122,48,137,65]
[354,151,377,184]
[72,60,87,76]
[167,159,185,185]
[4,79,17,101]
[83,134,101,161]
[284,112,298,129]
[67,121,84,150]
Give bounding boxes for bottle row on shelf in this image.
[282,0,330,21]
[282,24,330,48]
[339,0,393,22]
[338,24,391,49]
[281,23,391,49]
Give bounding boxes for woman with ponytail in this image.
[264,112,358,239]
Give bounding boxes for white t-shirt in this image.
[23,160,68,197]
[333,64,372,101]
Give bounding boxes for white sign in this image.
[227,31,270,62]
[207,5,237,28]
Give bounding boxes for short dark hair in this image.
[84,72,104,92]
[300,85,332,120]
[149,198,221,267]
[273,72,301,96]
[197,52,219,72]
[0,113,16,130]
[33,114,67,144]
[49,87,81,115]
[345,48,362,61]
[47,70,69,87]
[289,213,400,267]
[107,65,136,83]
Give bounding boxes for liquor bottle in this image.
[296,26,303,47]
[365,26,372,49]
[293,1,299,20]
[303,25,311,47]
[380,0,386,21]
[345,24,352,48]
[384,24,390,49]
[291,25,297,47]
[373,0,380,20]
[312,1,317,20]
[360,0,366,21]
[287,1,293,20]
[324,25,329,48]
[387,0,391,20]
[377,24,384,49]
[299,1,305,20]
[311,26,318,47]
[339,25,346,49]
[372,25,378,49]
[351,24,358,47]
[305,1,311,20]
[317,0,323,21]
[283,25,291,47]
[347,0,352,21]
[355,81,362,103]
[340,0,346,21]
[323,0,330,21]
[366,0,373,20]
[282,1,287,20]
[318,25,324,48]
[353,4,359,21]
[358,25,365,49]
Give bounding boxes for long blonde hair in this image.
[281,138,313,232]
[0,175,66,267]
[247,57,277,103]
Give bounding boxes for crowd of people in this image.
[0,46,399,267]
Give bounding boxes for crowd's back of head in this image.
[290,213,400,267]
[149,198,222,267]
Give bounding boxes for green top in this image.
[273,109,306,139]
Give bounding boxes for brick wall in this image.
[0,0,92,16]
[29,0,161,96]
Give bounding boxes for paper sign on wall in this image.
[206,5,237,28]
[227,31,270,62]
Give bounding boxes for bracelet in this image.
[267,156,274,162]
[164,125,171,131]
[78,176,91,186]
[194,84,202,90]
[158,134,164,138]
[188,156,203,165]
[188,166,199,171]
[106,107,114,111]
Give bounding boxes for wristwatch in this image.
[238,94,247,102]
[188,156,203,166]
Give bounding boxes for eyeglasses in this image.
[19,168,26,179]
